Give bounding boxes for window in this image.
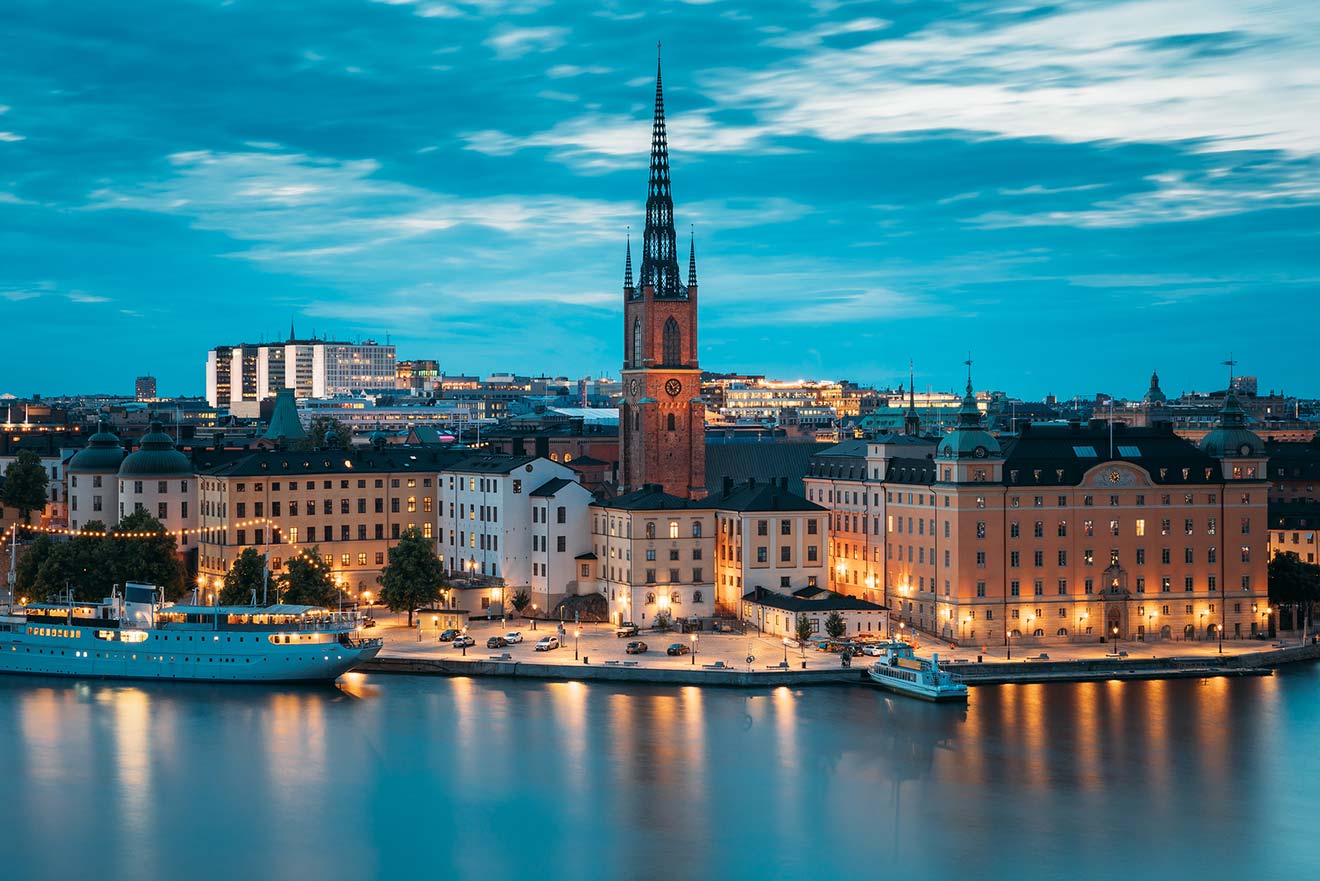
[976,522,987,539]
[669,521,679,539]
[692,521,703,538]
[662,317,681,364]
[1010,522,1020,538]
[646,522,655,540]
[756,547,768,563]
[666,413,676,432]
[557,536,566,552]
[780,547,791,562]
[757,520,768,536]
[1010,580,1020,596]
[780,519,792,535]
[423,497,433,513]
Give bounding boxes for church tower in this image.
[618,51,706,499]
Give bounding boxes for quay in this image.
[357,616,1320,689]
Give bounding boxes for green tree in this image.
[377,527,443,626]
[2,450,50,523]
[110,510,187,601]
[221,547,268,606]
[825,610,847,639]
[512,589,531,615]
[16,528,113,602]
[295,416,350,452]
[1269,551,1320,640]
[795,613,814,644]
[280,548,338,607]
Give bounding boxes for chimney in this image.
[722,476,733,496]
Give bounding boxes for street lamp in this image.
[574,627,581,660]
[1007,627,1014,660]
[1111,624,1121,655]
[461,625,469,656]
[691,633,697,666]
[531,603,538,631]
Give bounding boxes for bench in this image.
[488,653,513,661]
[765,662,789,670]
[702,661,729,670]
[603,660,621,666]
[621,660,639,667]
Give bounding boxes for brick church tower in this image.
[618,52,706,500]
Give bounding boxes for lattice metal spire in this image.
[688,228,697,287]
[639,43,686,300]
[624,228,634,290]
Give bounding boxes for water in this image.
[1,666,1317,881]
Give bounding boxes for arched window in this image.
[693,591,704,603]
[645,522,655,539]
[1056,627,1068,636]
[667,413,676,431]
[1033,628,1045,637]
[632,318,643,367]
[692,521,702,538]
[662,317,681,365]
[671,591,681,604]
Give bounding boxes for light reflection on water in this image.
[0,666,1316,881]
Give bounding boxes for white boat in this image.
[0,582,382,683]
[867,641,969,702]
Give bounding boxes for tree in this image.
[221,548,268,606]
[3,450,50,523]
[1269,552,1320,640]
[111,510,187,601]
[512,589,531,615]
[795,613,814,644]
[377,527,443,626]
[825,610,847,639]
[280,548,338,608]
[295,416,350,452]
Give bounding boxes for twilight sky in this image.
[1,0,1318,400]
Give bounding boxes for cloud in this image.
[547,64,611,78]
[485,25,568,60]
[65,292,110,303]
[0,132,24,143]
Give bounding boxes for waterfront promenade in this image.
[362,611,1320,686]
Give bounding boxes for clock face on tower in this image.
[665,378,682,397]
[628,379,640,398]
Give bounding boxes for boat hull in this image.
[867,668,969,702]
[0,636,381,683]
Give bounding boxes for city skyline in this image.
[3,0,1318,397]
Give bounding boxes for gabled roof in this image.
[530,477,575,497]
[449,454,539,474]
[194,446,463,477]
[704,440,826,496]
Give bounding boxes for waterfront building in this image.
[66,424,125,532]
[740,585,888,641]
[116,422,197,545]
[195,446,459,600]
[806,371,1271,646]
[438,455,588,616]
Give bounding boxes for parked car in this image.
[504,631,524,644]
[666,643,690,656]
[487,636,509,649]
[362,617,377,629]
[453,635,475,648]
[625,641,648,654]
[616,623,639,638]
[535,636,560,652]
[862,644,884,657]
[439,629,459,642]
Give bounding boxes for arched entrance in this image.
[1183,624,1195,640]
[1160,624,1171,639]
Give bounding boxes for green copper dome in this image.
[937,378,1001,460]
[119,421,192,476]
[68,423,125,472]
[1198,391,1264,458]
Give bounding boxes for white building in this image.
[438,455,581,617]
[205,339,396,409]
[66,426,126,532]
[115,423,198,547]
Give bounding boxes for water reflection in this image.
[0,667,1315,881]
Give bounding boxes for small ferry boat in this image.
[867,641,969,702]
[0,582,382,683]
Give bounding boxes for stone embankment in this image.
[359,640,1320,689]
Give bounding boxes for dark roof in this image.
[710,478,824,513]
[704,440,827,496]
[195,446,463,477]
[567,455,609,467]
[998,422,1226,486]
[884,456,938,485]
[1265,439,1320,481]
[574,552,598,560]
[449,454,539,474]
[808,440,869,481]
[530,477,575,497]
[119,422,192,476]
[597,484,706,511]
[741,586,887,613]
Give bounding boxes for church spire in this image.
[639,43,685,300]
[623,229,634,291]
[688,229,697,287]
[289,317,296,342]
[904,359,920,436]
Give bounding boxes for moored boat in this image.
[867,640,969,702]
[0,582,382,683]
